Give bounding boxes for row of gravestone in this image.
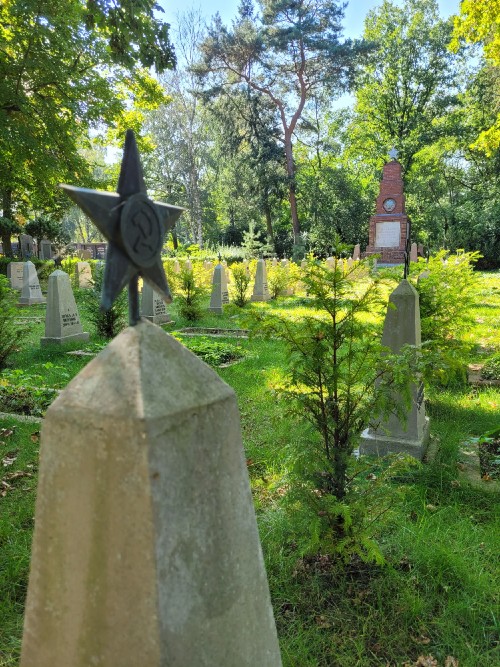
[18,274,429,666]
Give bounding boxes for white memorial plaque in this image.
[375,221,400,248]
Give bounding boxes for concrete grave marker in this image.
[39,239,53,260]
[41,270,89,346]
[353,244,361,261]
[20,234,35,259]
[18,261,45,305]
[326,256,335,270]
[173,259,180,274]
[360,279,430,459]
[21,321,282,667]
[184,259,193,272]
[75,261,92,288]
[7,261,24,290]
[410,242,418,263]
[250,258,271,302]
[209,263,230,314]
[141,281,171,325]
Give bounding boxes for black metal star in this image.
[61,130,183,325]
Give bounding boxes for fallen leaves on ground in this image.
[402,656,459,667]
[30,431,40,443]
[0,470,33,497]
[2,450,18,467]
[0,428,15,438]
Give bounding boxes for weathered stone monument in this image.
[41,270,89,346]
[251,258,271,302]
[208,263,230,314]
[364,148,409,265]
[19,234,35,259]
[39,239,53,260]
[184,258,193,272]
[326,256,335,270]
[21,131,281,667]
[360,279,430,460]
[141,281,171,325]
[353,243,361,261]
[18,261,45,305]
[75,261,92,288]
[410,242,418,263]
[173,258,180,273]
[7,261,24,289]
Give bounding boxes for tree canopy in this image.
[0,0,175,254]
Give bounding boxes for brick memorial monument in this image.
[364,149,409,265]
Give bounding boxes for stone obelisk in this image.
[360,279,430,459]
[21,131,282,667]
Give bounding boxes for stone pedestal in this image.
[41,270,89,346]
[7,261,24,290]
[208,264,230,314]
[21,321,282,667]
[360,280,429,460]
[251,259,271,302]
[18,261,45,305]
[364,160,409,265]
[141,282,171,325]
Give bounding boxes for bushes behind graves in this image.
[0,275,24,369]
[173,268,206,322]
[230,263,251,307]
[247,259,416,564]
[78,264,127,338]
[410,250,481,382]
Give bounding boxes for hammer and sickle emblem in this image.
[131,209,155,255]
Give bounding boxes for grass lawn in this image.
[1,271,499,666]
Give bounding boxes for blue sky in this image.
[158,0,461,37]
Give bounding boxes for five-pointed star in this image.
[61,130,183,310]
[389,147,399,161]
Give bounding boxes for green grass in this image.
[1,274,500,666]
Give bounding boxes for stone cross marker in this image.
[7,261,24,290]
[21,130,281,667]
[141,281,172,325]
[251,258,271,302]
[41,270,89,346]
[360,279,430,459]
[18,261,45,305]
[209,263,230,314]
[75,261,92,288]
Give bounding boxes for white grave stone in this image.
[360,280,430,459]
[173,259,180,274]
[19,261,45,305]
[41,270,89,346]
[21,320,282,667]
[184,259,193,272]
[7,262,24,290]
[353,244,361,261]
[75,261,92,288]
[209,264,230,314]
[326,257,335,270]
[141,282,172,325]
[251,258,271,302]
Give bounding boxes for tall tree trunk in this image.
[263,199,274,243]
[284,134,300,246]
[1,189,14,257]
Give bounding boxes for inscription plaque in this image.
[375,221,400,248]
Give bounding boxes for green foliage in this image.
[25,215,70,250]
[410,250,482,382]
[174,335,244,367]
[246,259,414,561]
[241,222,271,259]
[267,263,289,299]
[230,263,251,307]
[0,364,68,416]
[78,265,127,339]
[0,276,23,369]
[481,353,500,380]
[173,269,206,322]
[0,0,173,237]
